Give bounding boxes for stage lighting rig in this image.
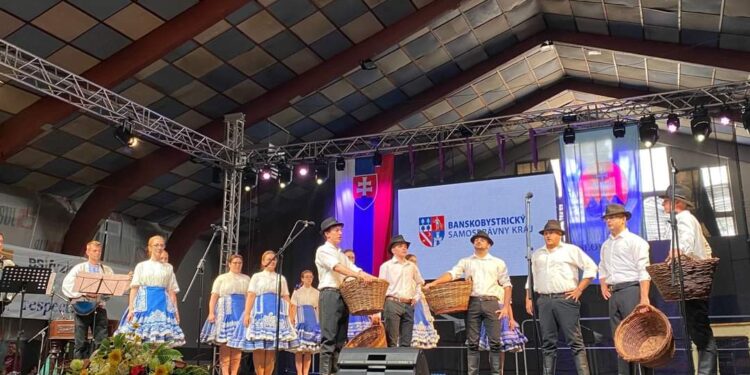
[612,120,626,138]
[335,156,345,171]
[691,107,711,142]
[638,115,658,148]
[562,126,575,144]
[666,113,680,133]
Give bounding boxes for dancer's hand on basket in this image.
[207,312,216,323]
[358,272,377,284]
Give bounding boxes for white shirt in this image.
[599,229,651,284]
[528,242,598,294]
[448,253,512,298]
[62,261,114,301]
[379,257,424,300]
[673,210,712,260]
[315,241,362,289]
[211,272,251,296]
[131,259,180,292]
[248,270,289,296]
[291,286,319,307]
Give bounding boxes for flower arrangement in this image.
[68,329,207,375]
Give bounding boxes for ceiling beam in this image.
[0,0,249,163]
[62,0,464,254]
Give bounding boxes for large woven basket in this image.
[423,280,472,314]
[344,323,387,348]
[340,277,388,315]
[646,256,719,301]
[615,304,675,368]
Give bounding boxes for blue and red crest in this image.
[418,216,445,247]
[353,174,377,210]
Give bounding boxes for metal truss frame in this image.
[246,80,750,167]
[219,114,245,273]
[0,38,236,167]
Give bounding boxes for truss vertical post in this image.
[219,113,245,273]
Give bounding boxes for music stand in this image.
[0,266,55,373]
[73,272,130,354]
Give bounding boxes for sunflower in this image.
[109,349,123,365]
[154,364,169,375]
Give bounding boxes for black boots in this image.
[697,349,717,375]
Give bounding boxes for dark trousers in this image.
[537,295,586,357]
[466,297,503,375]
[383,299,414,347]
[686,299,717,374]
[608,283,653,375]
[74,308,108,359]
[319,288,348,375]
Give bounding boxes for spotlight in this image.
[742,104,750,132]
[360,59,377,71]
[372,150,382,167]
[243,169,257,191]
[719,105,732,125]
[540,40,554,52]
[315,162,328,185]
[278,163,292,188]
[458,126,472,138]
[612,120,626,138]
[279,181,287,189]
[260,165,272,180]
[335,156,345,171]
[691,107,711,142]
[666,113,680,133]
[244,185,251,192]
[561,113,577,124]
[562,126,575,144]
[114,126,138,147]
[639,115,658,148]
[297,164,309,177]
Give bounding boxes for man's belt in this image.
[470,295,498,301]
[608,281,640,292]
[538,292,568,298]
[319,287,339,292]
[386,296,413,304]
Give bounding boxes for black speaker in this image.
[338,348,429,375]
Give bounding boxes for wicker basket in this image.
[340,277,388,315]
[423,280,472,314]
[344,323,387,348]
[615,304,675,368]
[646,256,719,301]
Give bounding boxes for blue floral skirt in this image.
[293,305,320,353]
[227,293,298,351]
[200,293,246,345]
[114,286,185,347]
[478,303,527,352]
[347,314,371,340]
[411,300,440,349]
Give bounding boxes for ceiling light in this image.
[666,113,680,133]
[297,164,309,177]
[260,165,272,180]
[587,50,602,56]
[639,115,658,148]
[612,120,626,138]
[563,126,575,144]
[360,59,377,71]
[114,126,138,147]
[540,40,554,52]
[719,105,732,125]
[691,107,711,142]
[244,185,251,192]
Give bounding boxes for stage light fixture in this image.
[561,113,577,124]
[278,164,292,189]
[666,113,680,133]
[691,107,711,142]
[372,150,382,167]
[540,40,554,52]
[260,165,272,180]
[562,126,575,144]
[638,115,658,148]
[114,126,138,147]
[719,105,732,125]
[742,104,750,132]
[458,126,472,138]
[244,185,251,192]
[360,59,377,71]
[297,164,309,177]
[335,156,345,171]
[612,120,626,138]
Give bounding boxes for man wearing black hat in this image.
[599,204,653,375]
[661,184,717,374]
[378,235,424,347]
[315,217,377,375]
[526,220,597,375]
[425,230,512,375]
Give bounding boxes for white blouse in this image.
[248,270,289,296]
[131,259,180,292]
[211,272,251,296]
[291,286,319,307]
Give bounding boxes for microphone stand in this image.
[523,194,543,373]
[182,225,223,367]
[667,159,695,373]
[273,221,312,375]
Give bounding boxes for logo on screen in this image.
[419,216,445,247]
[353,174,377,210]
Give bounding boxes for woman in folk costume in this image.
[405,254,440,349]
[478,289,527,370]
[116,235,185,346]
[199,254,250,375]
[289,270,320,375]
[342,249,373,339]
[228,250,298,375]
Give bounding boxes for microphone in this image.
[525,192,534,199]
[210,224,227,232]
[299,220,315,226]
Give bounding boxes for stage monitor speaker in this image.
[338,347,429,375]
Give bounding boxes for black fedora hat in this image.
[659,184,694,208]
[539,220,565,235]
[470,230,494,246]
[320,217,344,233]
[388,234,411,250]
[601,203,632,220]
